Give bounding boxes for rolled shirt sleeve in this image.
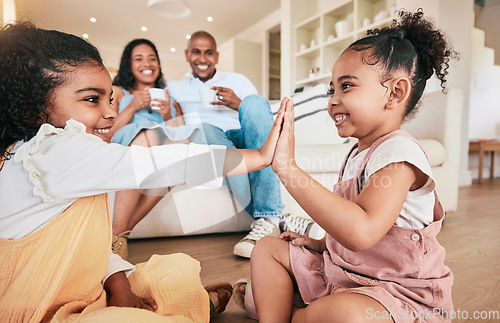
[103,252,135,284]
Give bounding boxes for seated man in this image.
[167,31,285,258]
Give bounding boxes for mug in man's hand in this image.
[199,86,218,109]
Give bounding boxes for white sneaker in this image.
[234,218,280,258]
[280,214,326,239]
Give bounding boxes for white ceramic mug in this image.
[148,88,166,110]
[335,20,353,37]
[199,86,218,109]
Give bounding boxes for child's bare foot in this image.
[239,283,247,297]
[233,279,258,319]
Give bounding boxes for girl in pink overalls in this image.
[235,9,455,322]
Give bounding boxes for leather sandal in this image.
[205,282,232,319]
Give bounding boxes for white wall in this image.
[218,38,263,91]
[467,28,500,180]
[219,9,281,96]
[469,29,500,139]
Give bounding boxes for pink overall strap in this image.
[337,143,359,183]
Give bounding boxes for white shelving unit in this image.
[291,0,397,90]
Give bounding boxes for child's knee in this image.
[251,236,287,261]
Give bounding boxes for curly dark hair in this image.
[348,8,458,118]
[112,39,165,91]
[0,22,104,160]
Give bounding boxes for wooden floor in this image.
[128,179,500,322]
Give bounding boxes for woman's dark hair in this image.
[348,9,458,118]
[113,39,165,91]
[0,22,104,160]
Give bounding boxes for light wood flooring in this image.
[128,179,500,322]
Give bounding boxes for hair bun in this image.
[389,29,407,40]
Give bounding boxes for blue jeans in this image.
[190,95,283,219]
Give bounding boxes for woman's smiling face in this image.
[45,62,116,142]
[130,43,160,87]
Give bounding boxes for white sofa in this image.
[119,85,463,239]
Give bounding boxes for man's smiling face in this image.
[185,36,219,82]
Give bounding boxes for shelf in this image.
[295,46,320,58]
[269,74,281,80]
[295,14,321,30]
[323,0,354,16]
[291,0,397,90]
[296,73,331,87]
[357,16,394,35]
[323,33,355,47]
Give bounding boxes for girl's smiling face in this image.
[328,49,396,149]
[45,63,116,142]
[130,43,160,87]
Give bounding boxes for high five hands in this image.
[271,97,297,176]
[256,96,297,174]
[265,97,328,252]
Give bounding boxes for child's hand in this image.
[108,289,158,312]
[272,97,297,176]
[257,97,286,166]
[279,231,326,253]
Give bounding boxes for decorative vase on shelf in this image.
[335,20,353,37]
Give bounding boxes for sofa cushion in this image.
[295,138,445,175]
[418,139,446,167]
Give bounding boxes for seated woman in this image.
[110,39,196,260]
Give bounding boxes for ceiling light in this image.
[90,17,96,23]
[141,26,148,32]
[186,34,191,40]
[207,16,213,22]
[82,34,89,39]
[148,0,191,18]
[170,47,176,52]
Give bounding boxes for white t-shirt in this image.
[167,71,258,131]
[342,136,435,229]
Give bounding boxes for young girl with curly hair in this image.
[235,9,456,322]
[0,22,285,322]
